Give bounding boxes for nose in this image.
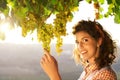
[77,42,83,50]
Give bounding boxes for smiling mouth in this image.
[80,51,87,59]
[81,51,87,54]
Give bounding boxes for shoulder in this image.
[93,66,117,80]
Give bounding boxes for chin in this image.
[81,56,88,61]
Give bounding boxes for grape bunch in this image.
[53,11,71,54]
[37,23,54,52]
[21,12,37,37]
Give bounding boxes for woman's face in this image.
[75,31,101,63]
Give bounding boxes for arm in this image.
[40,50,61,80]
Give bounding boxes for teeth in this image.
[81,51,87,54]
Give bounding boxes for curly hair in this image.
[72,20,116,68]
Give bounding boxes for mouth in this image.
[80,51,87,59]
[81,51,87,55]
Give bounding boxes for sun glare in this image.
[0,13,38,44]
[4,27,38,44]
[0,22,10,33]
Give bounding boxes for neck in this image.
[87,58,96,65]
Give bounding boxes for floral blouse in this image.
[78,64,117,80]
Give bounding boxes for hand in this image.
[40,49,61,80]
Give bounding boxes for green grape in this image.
[56,36,63,54]
[21,24,27,37]
[53,11,70,54]
[37,23,54,52]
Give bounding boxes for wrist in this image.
[50,72,61,80]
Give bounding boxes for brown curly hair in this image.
[72,20,116,68]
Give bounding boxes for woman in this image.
[40,20,117,80]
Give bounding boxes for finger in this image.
[40,59,43,66]
[40,58,44,67]
[44,48,50,55]
[40,54,47,63]
[44,49,51,61]
[40,60,45,69]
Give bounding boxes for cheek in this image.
[87,42,98,54]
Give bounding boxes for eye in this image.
[82,38,88,42]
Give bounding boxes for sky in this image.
[0,1,120,45]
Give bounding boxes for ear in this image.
[97,38,102,47]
